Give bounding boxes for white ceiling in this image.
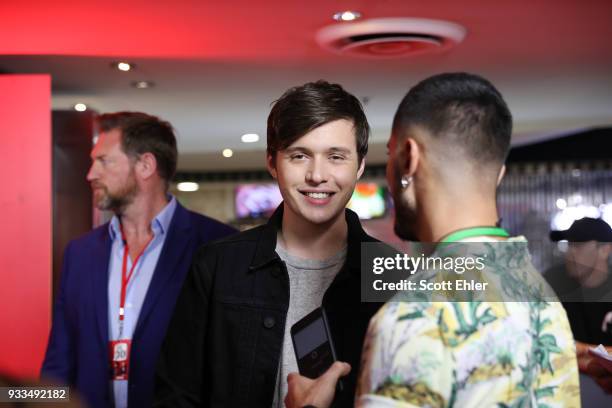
[1,1,611,170]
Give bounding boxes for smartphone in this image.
[290,307,342,389]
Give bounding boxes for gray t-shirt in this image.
[271,242,347,408]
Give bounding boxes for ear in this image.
[496,165,506,186]
[266,152,277,179]
[402,137,420,178]
[135,152,157,180]
[357,157,366,180]
[599,243,612,258]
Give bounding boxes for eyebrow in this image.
[91,153,106,160]
[328,147,352,155]
[284,147,310,154]
[283,146,353,155]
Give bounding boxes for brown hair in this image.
[267,80,370,164]
[97,111,178,183]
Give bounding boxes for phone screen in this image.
[293,317,328,359]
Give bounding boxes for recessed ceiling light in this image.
[132,80,154,89]
[114,62,132,72]
[177,182,199,192]
[74,103,87,112]
[241,133,259,143]
[333,11,361,22]
[222,148,233,158]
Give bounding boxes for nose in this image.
[306,157,328,184]
[86,162,97,182]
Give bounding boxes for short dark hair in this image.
[267,80,370,163]
[96,112,178,183]
[392,72,512,165]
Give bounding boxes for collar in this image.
[249,203,371,273]
[108,195,177,241]
[439,226,509,243]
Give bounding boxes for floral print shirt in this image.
[356,238,580,407]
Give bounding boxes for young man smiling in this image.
[155,81,382,407]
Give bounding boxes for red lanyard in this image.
[118,226,153,337]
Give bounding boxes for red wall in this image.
[0,75,52,378]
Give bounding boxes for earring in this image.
[400,175,412,189]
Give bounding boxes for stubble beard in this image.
[393,201,419,242]
[93,178,138,214]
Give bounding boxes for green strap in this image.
[440,226,509,243]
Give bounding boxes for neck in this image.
[118,191,168,241]
[278,205,348,260]
[416,187,500,242]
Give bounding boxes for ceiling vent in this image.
[316,18,466,58]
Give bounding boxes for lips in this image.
[303,192,333,199]
[299,190,336,206]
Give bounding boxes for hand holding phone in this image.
[285,361,351,408]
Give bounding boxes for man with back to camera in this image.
[41,112,236,408]
[154,81,383,407]
[285,73,580,407]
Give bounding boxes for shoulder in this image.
[195,224,265,255]
[368,301,439,339]
[65,223,109,253]
[190,224,267,267]
[175,204,238,240]
[58,225,110,285]
[346,208,380,244]
[187,225,269,285]
[357,301,451,403]
[362,231,381,244]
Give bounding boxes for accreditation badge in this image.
[109,339,131,380]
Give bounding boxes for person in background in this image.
[285,73,580,407]
[41,112,236,408]
[155,81,382,407]
[547,217,612,393]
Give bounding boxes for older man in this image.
[41,112,235,408]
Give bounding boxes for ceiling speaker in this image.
[316,18,466,58]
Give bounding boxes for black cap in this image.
[550,217,612,242]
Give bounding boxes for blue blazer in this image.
[41,203,236,408]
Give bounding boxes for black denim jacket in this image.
[155,206,382,407]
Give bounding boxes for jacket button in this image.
[263,316,275,329]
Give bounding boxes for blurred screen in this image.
[347,183,386,219]
[235,183,283,219]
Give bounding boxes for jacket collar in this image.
[92,202,194,346]
[133,202,194,339]
[249,204,371,274]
